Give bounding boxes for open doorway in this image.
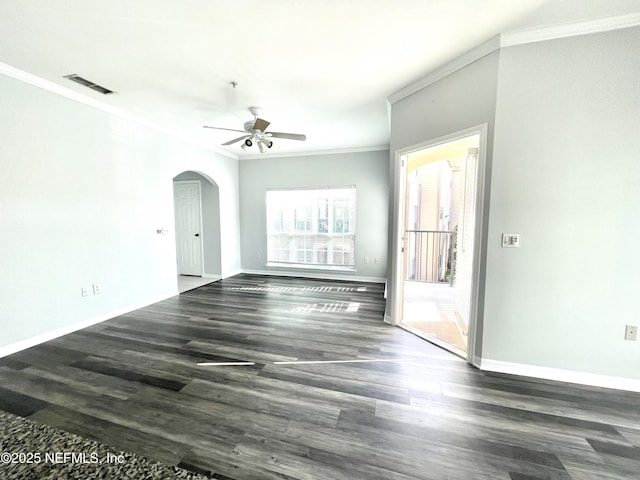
[399,133,481,358]
[173,171,222,293]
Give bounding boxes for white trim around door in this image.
[389,124,488,367]
[173,180,205,277]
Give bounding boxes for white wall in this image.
[484,27,640,381]
[239,151,389,281]
[0,73,240,352]
[388,51,500,355]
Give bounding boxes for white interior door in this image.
[174,181,203,276]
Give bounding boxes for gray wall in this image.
[174,171,222,276]
[0,73,240,352]
[484,27,640,379]
[389,50,501,357]
[389,27,640,383]
[239,150,389,280]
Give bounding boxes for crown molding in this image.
[388,36,501,105]
[501,12,640,47]
[1,60,388,162]
[238,144,390,160]
[0,62,238,160]
[389,13,640,105]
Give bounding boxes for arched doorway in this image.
[173,171,222,293]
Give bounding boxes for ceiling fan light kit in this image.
[203,107,306,153]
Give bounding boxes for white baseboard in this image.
[0,290,178,359]
[479,358,640,393]
[241,268,386,284]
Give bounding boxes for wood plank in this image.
[0,273,638,480]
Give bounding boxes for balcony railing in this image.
[405,230,456,285]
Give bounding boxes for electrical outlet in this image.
[81,286,90,297]
[625,325,637,341]
[93,283,103,295]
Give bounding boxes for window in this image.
[266,187,356,270]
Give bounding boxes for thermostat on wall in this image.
[502,233,520,248]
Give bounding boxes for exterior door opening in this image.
[399,133,480,359]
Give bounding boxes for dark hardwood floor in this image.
[1,274,639,479]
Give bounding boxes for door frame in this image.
[390,124,488,366]
[173,180,205,277]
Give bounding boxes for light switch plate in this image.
[625,325,638,341]
[502,233,520,248]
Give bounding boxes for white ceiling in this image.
[1,0,638,159]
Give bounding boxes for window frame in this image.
[265,186,357,271]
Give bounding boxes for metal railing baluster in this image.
[405,230,456,284]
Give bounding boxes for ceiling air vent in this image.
[64,74,114,95]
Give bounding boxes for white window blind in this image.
[266,187,356,269]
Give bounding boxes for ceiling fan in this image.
[203,107,306,152]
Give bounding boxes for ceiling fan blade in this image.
[253,117,271,132]
[203,125,246,133]
[268,132,307,141]
[222,135,251,146]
